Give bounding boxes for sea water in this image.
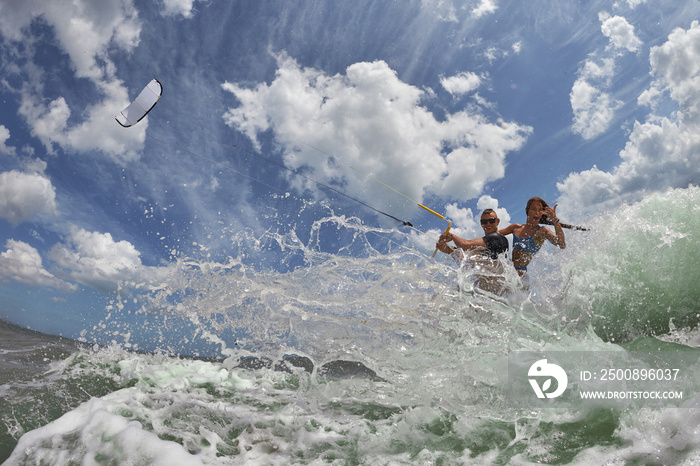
[2,186,700,465]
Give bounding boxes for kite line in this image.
[231,144,417,228]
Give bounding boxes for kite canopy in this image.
[115,79,162,127]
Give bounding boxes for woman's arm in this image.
[541,205,566,249]
[498,223,521,235]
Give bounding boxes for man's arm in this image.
[441,232,487,251]
[453,235,488,250]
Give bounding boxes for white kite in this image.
[115,79,163,127]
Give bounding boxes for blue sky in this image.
[1,0,700,338]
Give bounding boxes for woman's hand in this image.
[542,204,559,223]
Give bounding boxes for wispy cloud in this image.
[420,0,459,22]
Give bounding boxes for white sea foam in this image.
[4,187,700,464]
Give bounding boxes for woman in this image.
[499,197,566,276]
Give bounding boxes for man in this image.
[435,209,509,259]
[435,209,510,294]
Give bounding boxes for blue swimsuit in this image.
[512,231,541,271]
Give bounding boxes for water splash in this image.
[553,186,700,343]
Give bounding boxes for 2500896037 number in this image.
[600,368,680,381]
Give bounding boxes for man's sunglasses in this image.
[480,218,497,225]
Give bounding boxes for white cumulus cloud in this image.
[21,80,148,164]
[0,125,17,156]
[0,0,146,164]
[600,13,642,52]
[570,78,621,140]
[472,0,497,18]
[160,0,204,18]
[0,166,58,225]
[49,228,169,293]
[570,13,640,140]
[558,21,700,214]
[647,21,700,125]
[440,72,482,96]
[0,240,77,291]
[0,0,140,79]
[222,53,531,220]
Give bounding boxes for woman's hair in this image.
[525,197,548,216]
